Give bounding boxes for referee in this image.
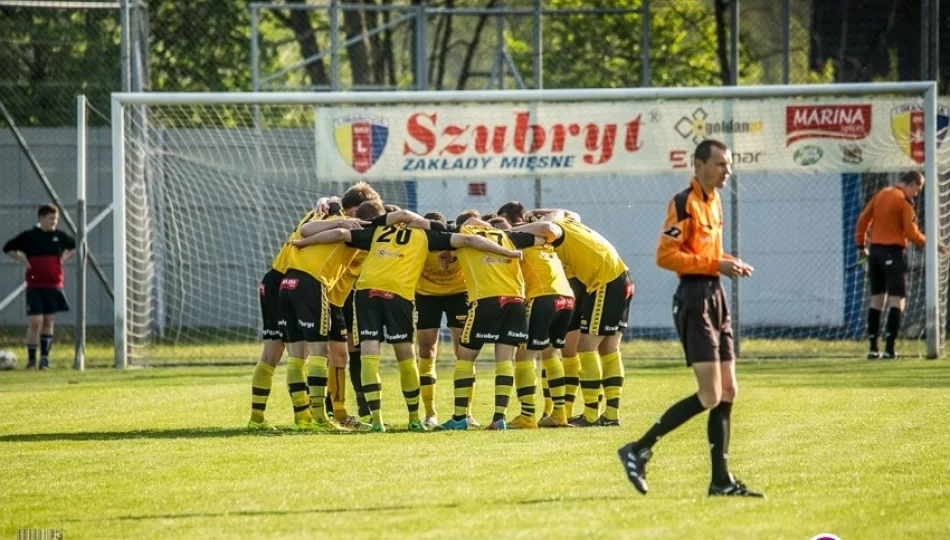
[855,171,948,359]
[617,139,763,498]
[3,204,76,370]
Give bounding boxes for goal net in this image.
[112,84,950,366]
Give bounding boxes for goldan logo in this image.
[674,107,763,145]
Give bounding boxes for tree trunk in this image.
[457,0,499,90]
[367,0,386,85]
[435,0,454,90]
[283,0,328,87]
[381,0,396,86]
[713,0,731,86]
[344,2,372,85]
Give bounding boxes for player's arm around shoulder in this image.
[298,217,366,238]
[448,232,522,259]
[510,221,561,244]
[291,228,352,249]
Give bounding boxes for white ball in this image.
[0,349,18,371]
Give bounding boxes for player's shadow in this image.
[0,427,347,443]
[63,503,459,524]
[747,360,950,389]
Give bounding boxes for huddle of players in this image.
[248,182,634,432]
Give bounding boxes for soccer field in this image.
[2,356,948,539]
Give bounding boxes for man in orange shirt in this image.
[617,139,762,498]
[854,171,946,359]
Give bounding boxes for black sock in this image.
[867,308,882,351]
[708,401,733,485]
[40,334,53,359]
[27,344,37,364]
[348,350,370,417]
[634,393,707,451]
[884,307,902,353]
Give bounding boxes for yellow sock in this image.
[541,356,566,418]
[328,366,348,421]
[419,357,437,418]
[562,354,580,416]
[361,354,383,427]
[541,367,554,416]
[250,361,275,423]
[398,357,422,423]
[286,356,312,425]
[601,351,624,421]
[307,355,330,422]
[514,360,537,420]
[578,350,602,422]
[493,360,514,423]
[453,359,475,420]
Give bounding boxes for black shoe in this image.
[708,478,765,498]
[569,414,599,427]
[866,350,880,360]
[881,351,901,360]
[597,415,621,427]
[25,360,37,370]
[617,443,651,495]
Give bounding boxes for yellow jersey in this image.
[286,214,359,288]
[350,223,454,301]
[552,218,627,291]
[521,244,573,299]
[455,225,534,301]
[417,252,466,296]
[327,251,366,307]
[270,210,316,273]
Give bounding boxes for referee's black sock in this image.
[708,401,733,486]
[633,393,706,452]
[26,343,37,366]
[867,308,882,352]
[884,307,903,354]
[40,334,53,358]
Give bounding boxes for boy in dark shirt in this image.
[3,204,76,370]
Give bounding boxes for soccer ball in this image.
[0,350,17,371]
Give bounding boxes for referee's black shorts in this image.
[867,244,907,297]
[672,275,734,366]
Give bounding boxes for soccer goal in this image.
[111,83,948,366]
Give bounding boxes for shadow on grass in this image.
[744,360,950,389]
[0,427,359,443]
[62,494,626,524]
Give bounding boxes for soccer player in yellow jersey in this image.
[295,206,522,432]
[325,250,370,429]
[492,217,574,429]
[516,209,634,427]
[276,197,382,432]
[247,193,373,430]
[414,212,473,429]
[439,212,542,431]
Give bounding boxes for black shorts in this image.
[329,304,348,342]
[567,277,586,332]
[258,269,284,340]
[672,276,734,366]
[25,287,69,316]
[579,270,634,336]
[277,269,330,343]
[343,289,357,344]
[867,244,907,297]
[415,292,468,330]
[355,289,415,344]
[524,295,576,350]
[459,296,528,349]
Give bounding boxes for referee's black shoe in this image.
[617,443,651,494]
[708,478,765,498]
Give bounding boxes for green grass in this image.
[2,356,949,538]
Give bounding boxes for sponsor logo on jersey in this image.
[279,278,299,290]
[498,296,525,308]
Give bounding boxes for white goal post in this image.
[111,82,944,367]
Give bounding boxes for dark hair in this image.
[489,216,511,230]
[341,182,380,210]
[383,204,402,213]
[481,212,498,221]
[357,200,386,220]
[424,211,447,224]
[38,204,58,218]
[901,171,924,186]
[455,209,480,227]
[497,201,527,224]
[694,139,729,164]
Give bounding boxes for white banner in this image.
[315,98,950,180]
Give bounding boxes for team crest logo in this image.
[333,115,389,173]
[890,105,950,164]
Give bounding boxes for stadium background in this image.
[1,0,947,360]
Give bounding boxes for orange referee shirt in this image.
[656,177,732,278]
[854,186,926,249]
